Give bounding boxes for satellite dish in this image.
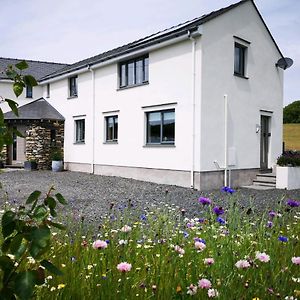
[276,57,293,70]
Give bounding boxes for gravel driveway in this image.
[1,170,300,224]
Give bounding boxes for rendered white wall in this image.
[200,1,283,172]
[43,39,202,173]
[0,81,43,112]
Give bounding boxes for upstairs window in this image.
[75,119,85,143]
[69,76,78,97]
[119,56,149,88]
[146,109,175,145]
[234,43,247,77]
[26,85,33,98]
[46,83,50,98]
[105,115,118,142]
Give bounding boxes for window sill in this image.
[117,82,149,91]
[143,144,175,148]
[103,141,118,144]
[234,73,249,79]
[26,96,33,99]
[68,95,78,99]
[73,142,85,145]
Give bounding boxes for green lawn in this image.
[283,123,300,150]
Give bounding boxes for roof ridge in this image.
[0,57,69,66]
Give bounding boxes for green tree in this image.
[283,100,300,123]
[0,61,67,299]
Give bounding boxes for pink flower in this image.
[198,278,212,289]
[292,257,300,265]
[208,288,219,298]
[235,260,251,269]
[117,262,132,273]
[204,258,215,265]
[186,284,198,295]
[174,245,185,255]
[120,225,132,233]
[255,252,270,263]
[195,241,206,251]
[92,240,108,249]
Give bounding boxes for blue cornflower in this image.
[216,217,226,225]
[140,214,147,221]
[105,240,110,244]
[278,236,288,242]
[198,218,205,223]
[266,221,273,228]
[213,206,224,216]
[183,231,189,238]
[194,237,206,244]
[221,186,236,194]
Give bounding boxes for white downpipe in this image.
[224,94,228,187]
[189,31,196,188]
[89,66,95,174]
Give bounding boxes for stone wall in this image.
[25,121,64,170]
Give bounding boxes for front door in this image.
[260,115,270,170]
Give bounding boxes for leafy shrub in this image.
[51,148,63,161]
[277,151,300,166]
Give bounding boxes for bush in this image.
[51,148,63,161]
[277,151,300,166]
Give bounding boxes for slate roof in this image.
[0,57,68,81]
[4,98,65,121]
[40,0,253,81]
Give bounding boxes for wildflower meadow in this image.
[1,188,300,299]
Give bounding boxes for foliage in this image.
[0,187,67,299]
[19,194,298,300]
[0,61,37,152]
[277,151,300,167]
[283,100,300,124]
[0,62,67,299]
[50,148,63,161]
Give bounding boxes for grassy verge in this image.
[1,193,300,299]
[283,123,300,150]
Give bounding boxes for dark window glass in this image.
[46,84,50,98]
[234,43,246,76]
[69,76,78,97]
[75,119,85,143]
[119,56,149,88]
[26,85,33,98]
[50,129,56,146]
[147,109,175,144]
[106,115,118,141]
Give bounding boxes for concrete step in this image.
[4,164,24,169]
[253,180,276,187]
[255,175,276,183]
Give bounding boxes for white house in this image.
[0,0,289,190]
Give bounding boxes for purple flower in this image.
[183,231,189,238]
[198,218,205,223]
[213,206,224,216]
[221,186,236,194]
[278,236,288,242]
[268,211,276,218]
[216,217,226,225]
[198,197,212,205]
[266,221,273,228]
[286,199,300,207]
[140,214,147,221]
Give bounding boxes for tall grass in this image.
[2,193,300,299]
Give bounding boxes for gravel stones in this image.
[1,170,300,224]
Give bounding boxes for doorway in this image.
[260,115,271,170]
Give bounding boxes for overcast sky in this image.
[1,0,299,106]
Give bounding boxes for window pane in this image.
[162,111,175,142]
[234,44,245,75]
[120,64,126,87]
[70,77,77,96]
[114,117,118,140]
[136,59,143,84]
[75,119,85,142]
[128,62,135,86]
[147,112,161,143]
[26,85,32,98]
[107,117,114,140]
[144,57,149,82]
[234,46,241,74]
